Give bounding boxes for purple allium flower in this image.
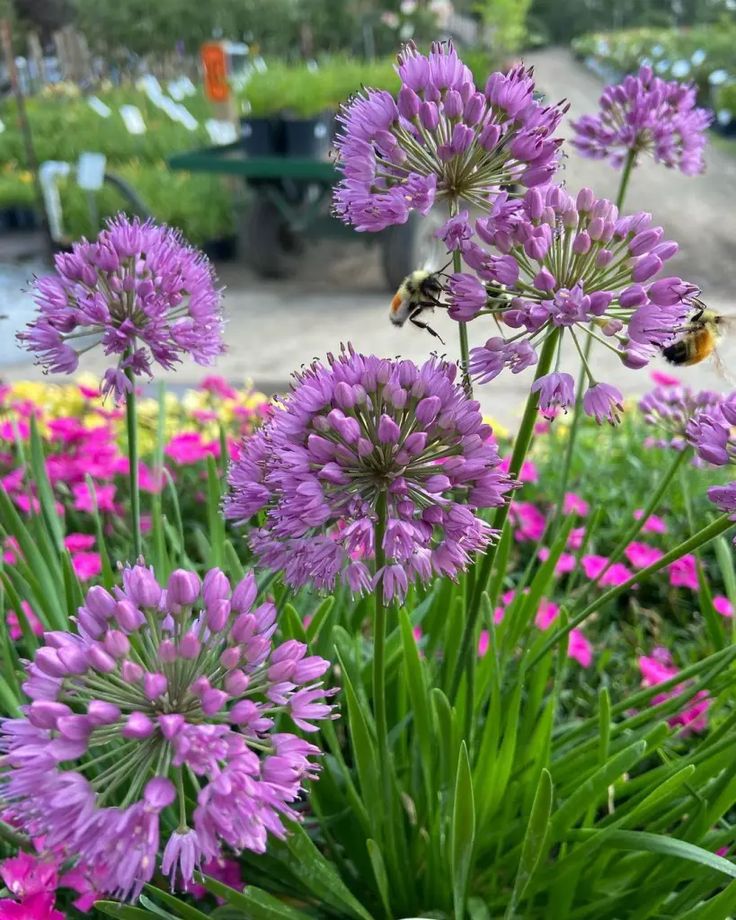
[686,393,736,466]
[17,215,224,402]
[451,185,696,415]
[333,42,566,231]
[640,384,722,450]
[0,566,334,899]
[571,65,712,175]
[583,383,623,425]
[224,347,514,602]
[531,372,575,418]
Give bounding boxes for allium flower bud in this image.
[0,565,334,901]
[166,569,201,607]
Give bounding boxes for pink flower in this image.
[72,552,102,581]
[6,601,43,641]
[624,541,663,569]
[0,892,65,919]
[538,547,576,576]
[714,595,733,618]
[634,509,668,534]
[64,533,95,553]
[186,856,244,903]
[166,432,219,465]
[640,654,677,685]
[535,599,560,629]
[568,629,592,667]
[650,370,680,386]
[567,527,585,550]
[0,852,57,900]
[510,501,546,542]
[500,457,538,483]
[639,652,709,734]
[478,630,490,657]
[563,492,589,516]
[668,554,698,590]
[199,376,238,400]
[72,482,116,513]
[581,554,633,586]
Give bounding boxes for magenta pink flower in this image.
[0,892,65,919]
[1,565,335,899]
[17,215,224,402]
[639,651,710,734]
[538,547,576,576]
[535,599,560,629]
[509,501,546,542]
[166,432,219,465]
[634,509,668,534]
[624,541,664,569]
[478,630,490,657]
[714,595,733,618]
[668,554,698,590]
[563,492,589,516]
[568,629,593,668]
[71,552,102,581]
[581,554,633,586]
[71,482,116,514]
[0,852,58,901]
[63,534,95,553]
[568,527,585,551]
[6,601,43,642]
[651,369,680,386]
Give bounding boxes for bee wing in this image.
[415,212,450,273]
[717,314,736,334]
[711,346,736,387]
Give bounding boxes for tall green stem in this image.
[125,368,142,560]
[616,149,637,211]
[373,490,389,772]
[450,199,472,395]
[448,328,561,700]
[553,147,637,516]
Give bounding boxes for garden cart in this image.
[167,141,444,290]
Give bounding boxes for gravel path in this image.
[1,47,734,427]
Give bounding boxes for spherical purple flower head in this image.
[332,42,566,231]
[0,565,334,899]
[640,384,722,450]
[571,65,712,175]
[17,215,224,402]
[224,347,515,603]
[451,185,696,421]
[686,393,736,466]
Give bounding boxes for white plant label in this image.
[120,105,147,135]
[88,96,112,118]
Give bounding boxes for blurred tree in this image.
[474,0,531,52]
[13,0,74,40]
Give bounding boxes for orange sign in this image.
[201,42,229,103]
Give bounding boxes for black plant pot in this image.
[202,235,238,261]
[10,205,39,231]
[283,115,332,158]
[240,117,285,156]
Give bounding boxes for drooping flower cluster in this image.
[0,565,334,899]
[640,384,722,450]
[333,41,566,231]
[225,348,514,602]
[18,215,224,402]
[571,65,712,174]
[686,392,736,527]
[443,185,696,421]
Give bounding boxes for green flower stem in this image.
[450,199,472,396]
[553,147,637,517]
[125,366,142,560]
[449,328,561,701]
[581,447,690,596]
[373,489,389,778]
[616,148,637,211]
[528,513,735,670]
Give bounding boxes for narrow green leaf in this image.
[451,741,476,920]
[594,829,736,878]
[366,839,392,918]
[95,903,156,919]
[598,686,611,764]
[197,877,310,920]
[399,608,434,802]
[678,877,736,920]
[29,414,64,553]
[306,596,334,644]
[505,768,553,918]
[143,886,212,920]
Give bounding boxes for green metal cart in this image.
[167,142,443,290]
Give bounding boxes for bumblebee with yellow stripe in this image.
[389,267,448,343]
[662,301,736,383]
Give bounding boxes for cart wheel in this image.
[380,210,446,292]
[240,195,303,278]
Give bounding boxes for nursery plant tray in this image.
[168,142,337,183]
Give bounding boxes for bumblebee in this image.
[389,268,446,343]
[662,304,723,366]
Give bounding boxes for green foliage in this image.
[475,0,532,54]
